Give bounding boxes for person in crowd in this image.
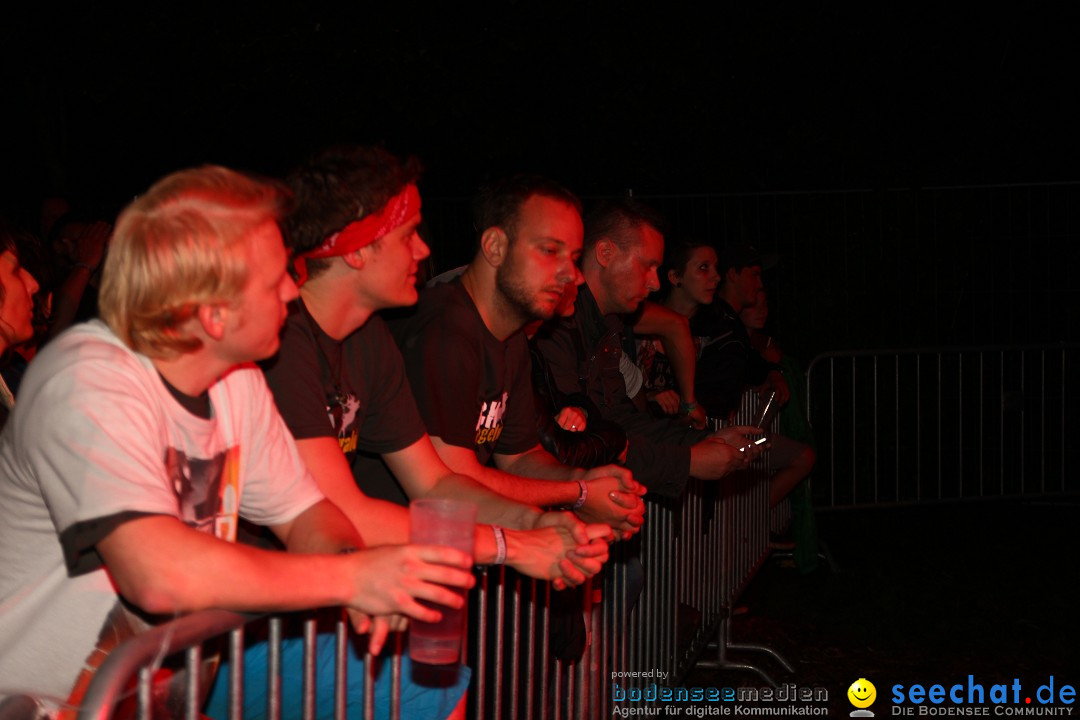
[262,145,611,586]
[0,219,42,429]
[526,267,630,469]
[377,175,647,539]
[626,299,708,426]
[44,213,111,342]
[0,167,475,718]
[534,199,762,496]
[740,289,820,563]
[668,240,814,507]
[636,239,719,418]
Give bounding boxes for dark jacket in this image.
[534,284,708,497]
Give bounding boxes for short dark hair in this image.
[471,174,581,240]
[285,145,421,279]
[582,197,665,253]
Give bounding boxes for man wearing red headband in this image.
[234,147,614,719]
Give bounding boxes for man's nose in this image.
[646,268,660,292]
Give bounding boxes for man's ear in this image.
[197,303,226,342]
[594,238,616,269]
[342,246,367,271]
[725,267,739,285]
[479,227,509,267]
[667,268,681,287]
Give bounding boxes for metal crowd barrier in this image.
[807,344,1079,508]
[72,392,791,719]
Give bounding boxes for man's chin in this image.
[530,304,556,323]
[254,338,282,362]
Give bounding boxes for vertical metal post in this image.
[509,573,521,720]
[493,566,506,719]
[524,579,536,720]
[268,617,282,720]
[389,635,402,720]
[229,625,244,720]
[476,568,489,720]
[137,666,152,720]
[540,580,550,720]
[334,614,347,720]
[185,645,202,720]
[362,649,374,720]
[302,618,316,720]
[554,659,563,719]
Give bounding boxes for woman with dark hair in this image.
[635,239,720,420]
[0,220,43,429]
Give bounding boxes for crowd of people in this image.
[0,146,814,719]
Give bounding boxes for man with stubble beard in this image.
[379,175,646,539]
[534,198,762,497]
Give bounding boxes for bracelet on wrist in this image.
[491,526,507,565]
[680,400,699,415]
[572,478,588,510]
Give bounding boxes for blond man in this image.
[0,167,473,718]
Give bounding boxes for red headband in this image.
[294,183,421,285]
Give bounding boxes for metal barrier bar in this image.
[75,609,253,720]
[807,344,1079,508]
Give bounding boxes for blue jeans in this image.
[204,632,470,720]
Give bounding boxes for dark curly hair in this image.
[284,145,421,280]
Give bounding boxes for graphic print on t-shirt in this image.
[164,445,240,542]
[70,445,242,710]
[327,391,361,456]
[475,391,508,447]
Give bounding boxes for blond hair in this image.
[99,166,291,358]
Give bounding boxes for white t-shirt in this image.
[0,321,324,708]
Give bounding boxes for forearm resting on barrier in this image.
[96,514,474,649]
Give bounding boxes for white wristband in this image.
[492,526,507,565]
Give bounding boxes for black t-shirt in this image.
[261,299,428,466]
[390,280,539,468]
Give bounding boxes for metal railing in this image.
[807,344,1079,508]
[72,391,789,719]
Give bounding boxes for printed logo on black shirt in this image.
[475,391,508,446]
[327,392,361,456]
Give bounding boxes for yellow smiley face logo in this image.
[848,678,876,708]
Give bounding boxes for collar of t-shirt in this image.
[158,372,212,419]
